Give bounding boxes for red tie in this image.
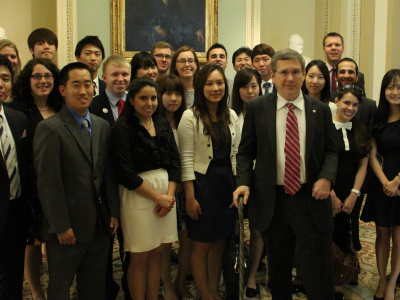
[117,99,124,116]
[284,103,301,196]
[331,68,337,92]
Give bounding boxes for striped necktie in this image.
[284,103,301,196]
[263,82,271,95]
[0,115,21,199]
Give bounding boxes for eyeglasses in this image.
[177,58,195,65]
[30,74,54,81]
[154,54,172,60]
[340,85,363,93]
[275,70,303,77]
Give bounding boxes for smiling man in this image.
[234,48,337,300]
[33,62,119,300]
[75,36,106,95]
[27,28,58,62]
[151,41,173,78]
[232,46,253,73]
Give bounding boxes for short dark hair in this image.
[301,60,331,104]
[28,28,58,50]
[336,57,359,76]
[0,54,14,83]
[323,32,344,47]
[12,58,63,112]
[74,36,105,59]
[206,43,228,60]
[232,47,252,65]
[130,51,157,80]
[59,62,93,86]
[151,41,173,55]
[252,43,275,60]
[231,68,261,116]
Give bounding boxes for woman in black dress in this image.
[178,65,240,300]
[9,58,62,300]
[361,69,400,300]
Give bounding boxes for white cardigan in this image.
[178,109,240,182]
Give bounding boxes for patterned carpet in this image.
[23,220,399,299]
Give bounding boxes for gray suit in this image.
[34,106,119,299]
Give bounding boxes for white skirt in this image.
[119,169,178,252]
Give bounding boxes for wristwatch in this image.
[351,189,361,197]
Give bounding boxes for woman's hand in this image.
[186,198,201,220]
[156,194,175,210]
[331,195,343,216]
[342,193,357,214]
[383,179,400,197]
[154,205,169,217]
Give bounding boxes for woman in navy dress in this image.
[178,65,240,300]
[361,69,400,300]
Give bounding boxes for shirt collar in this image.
[105,89,127,107]
[277,92,305,111]
[66,105,91,128]
[326,62,335,71]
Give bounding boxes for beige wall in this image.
[386,0,400,70]
[260,0,316,60]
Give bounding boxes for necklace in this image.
[145,117,153,130]
[37,106,49,111]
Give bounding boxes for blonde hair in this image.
[0,39,22,79]
[103,54,131,73]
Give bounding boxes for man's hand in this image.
[196,29,205,45]
[110,217,119,235]
[57,228,76,245]
[156,27,166,37]
[312,178,331,200]
[233,186,250,208]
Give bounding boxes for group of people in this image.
[0,27,399,300]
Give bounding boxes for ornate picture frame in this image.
[111,0,218,63]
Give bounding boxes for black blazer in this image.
[89,93,115,127]
[236,93,338,233]
[0,107,31,235]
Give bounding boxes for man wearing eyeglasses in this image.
[151,41,173,78]
[332,57,376,127]
[234,48,338,300]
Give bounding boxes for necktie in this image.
[81,119,91,153]
[334,121,352,151]
[117,99,125,116]
[331,68,337,92]
[263,82,271,95]
[93,81,97,96]
[284,103,301,196]
[0,115,21,198]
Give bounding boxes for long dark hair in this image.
[231,68,261,116]
[12,58,63,112]
[130,51,157,81]
[193,64,231,147]
[170,46,200,85]
[301,60,331,104]
[157,75,186,128]
[372,69,400,138]
[112,77,160,131]
[337,85,371,154]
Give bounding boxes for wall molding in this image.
[57,0,77,67]
[246,0,260,49]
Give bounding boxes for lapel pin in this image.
[313,110,316,113]
[103,108,108,113]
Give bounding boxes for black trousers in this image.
[261,188,334,300]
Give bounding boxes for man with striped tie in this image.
[234,49,338,300]
[0,55,31,299]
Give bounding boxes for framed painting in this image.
[111,0,218,63]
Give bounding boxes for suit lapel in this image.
[304,95,316,164]
[2,109,21,172]
[100,95,115,126]
[61,107,92,163]
[90,117,100,170]
[263,95,277,159]
[355,98,364,120]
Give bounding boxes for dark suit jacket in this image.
[357,72,365,96]
[236,93,338,233]
[98,78,106,95]
[0,107,30,235]
[33,106,119,243]
[330,92,377,127]
[89,93,115,127]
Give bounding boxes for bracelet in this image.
[351,189,361,197]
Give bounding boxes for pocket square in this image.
[21,129,26,138]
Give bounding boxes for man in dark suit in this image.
[323,32,366,96]
[0,55,31,299]
[233,49,338,300]
[75,35,106,96]
[330,57,376,127]
[252,43,277,95]
[34,62,119,300]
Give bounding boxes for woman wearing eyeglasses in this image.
[361,69,400,300]
[170,46,200,109]
[8,58,62,300]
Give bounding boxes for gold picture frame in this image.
[111,0,218,64]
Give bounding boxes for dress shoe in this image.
[292,283,305,294]
[245,284,260,298]
[335,291,345,300]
